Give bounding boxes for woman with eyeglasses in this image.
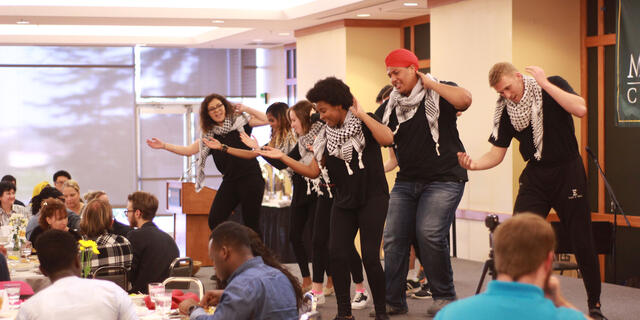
[146,93,268,233]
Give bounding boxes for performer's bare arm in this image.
[147,138,199,156]
[351,98,394,147]
[457,146,508,170]
[525,66,586,118]
[257,147,321,179]
[418,72,472,111]
[202,137,259,160]
[235,103,269,127]
[384,148,398,172]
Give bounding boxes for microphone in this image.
[585,146,597,160]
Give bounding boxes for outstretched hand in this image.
[457,152,476,170]
[202,137,222,150]
[239,132,260,150]
[256,146,285,159]
[146,138,165,149]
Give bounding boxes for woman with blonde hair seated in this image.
[79,199,133,275]
[62,180,84,215]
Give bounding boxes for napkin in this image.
[144,289,199,310]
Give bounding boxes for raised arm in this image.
[147,138,199,156]
[419,72,472,111]
[525,66,586,118]
[351,98,394,147]
[202,137,259,160]
[384,148,398,172]
[257,147,321,179]
[235,103,268,127]
[457,146,508,170]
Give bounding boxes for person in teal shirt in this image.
[436,214,589,320]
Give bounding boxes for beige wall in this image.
[296,27,347,100]
[512,0,582,202]
[431,0,515,214]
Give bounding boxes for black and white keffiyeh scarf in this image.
[295,120,324,195]
[195,113,251,192]
[311,111,365,197]
[491,75,544,160]
[382,75,442,155]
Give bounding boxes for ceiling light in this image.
[278,32,290,36]
[253,39,263,42]
[403,2,419,6]
[356,13,370,17]
[16,19,30,25]
[211,20,224,24]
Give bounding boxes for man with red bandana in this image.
[374,49,472,317]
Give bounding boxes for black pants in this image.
[208,175,265,234]
[290,199,316,278]
[313,194,364,284]
[331,195,388,316]
[514,156,600,307]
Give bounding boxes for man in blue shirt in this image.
[436,214,589,320]
[179,221,299,320]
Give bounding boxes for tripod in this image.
[475,214,500,294]
[586,146,630,283]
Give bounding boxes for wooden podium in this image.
[167,181,216,266]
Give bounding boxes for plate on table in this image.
[12,263,32,272]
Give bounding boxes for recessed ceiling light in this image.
[16,19,30,25]
[403,2,419,6]
[211,20,224,24]
[253,39,263,42]
[278,32,290,36]
[356,13,370,17]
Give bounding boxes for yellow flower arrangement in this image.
[78,240,100,277]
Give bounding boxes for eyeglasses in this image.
[208,103,224,112]
[124,209,134,214]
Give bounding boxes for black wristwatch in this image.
[221,144,228,153]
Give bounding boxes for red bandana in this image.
[385,48,419,70]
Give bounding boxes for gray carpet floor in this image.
[195,258,640,319]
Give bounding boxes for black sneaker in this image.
[406,279,421,294]
[368,305,407,317]
[333,316,355,320]
[411,283,432,300]
[589,306,608,320]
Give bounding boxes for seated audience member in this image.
[16,230,137,320]
[435,214,589,320]
[83,190,131,237]
[0,253,10,281]
[0,181,29,226]
[53,170,71,193]
[126,191,179,293]
[30,181,51,204]
[1,175,25,206]
[26,187,80,240]
[29,198,81,250]
[80,199,133,274]
[179,222,300,320]
[62,180,84,215]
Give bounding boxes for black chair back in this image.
[167,257,193,290]
[92,265,128,291]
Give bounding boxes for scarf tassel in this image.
[435,143,441,156]
[358,151,364,169]
[345,160,353,175]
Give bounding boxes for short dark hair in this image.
[376,85,393,103]
[210,221,252,250]
[127,191,158,221]
[1,175,16,184]
[31,186,64,216]
[306,77,353,110]
[36,229,79,276]
[53,170,71,182]
[0,181,15,195]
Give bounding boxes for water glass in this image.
[3,283,20,309]
[20,242,32,258]
[155,291,172,315]
[148,282,164,304]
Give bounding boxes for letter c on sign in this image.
[628,87,637,104]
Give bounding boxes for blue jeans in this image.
[383,180,465,309]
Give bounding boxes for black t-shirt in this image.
[325,113,389,209]
[210,124,262,181]
[264,144,316,207]
[375,81,468,183]
[488,76,580,165]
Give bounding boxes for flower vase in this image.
[12,233,21,252]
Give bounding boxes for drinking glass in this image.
[148,282,164,305]
[3,283,20,309]
[20,242,32,259]
[155,291,172,315]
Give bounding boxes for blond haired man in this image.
[457,63,605,319]
[436,214,590,320]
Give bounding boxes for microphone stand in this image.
[586,147,630,284]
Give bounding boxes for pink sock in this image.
[356,289,365,293]
[313,290,323,295]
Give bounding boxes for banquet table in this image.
[6,253,50,293]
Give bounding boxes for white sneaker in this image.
[310,290,325,305]
[351,290,369,309]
